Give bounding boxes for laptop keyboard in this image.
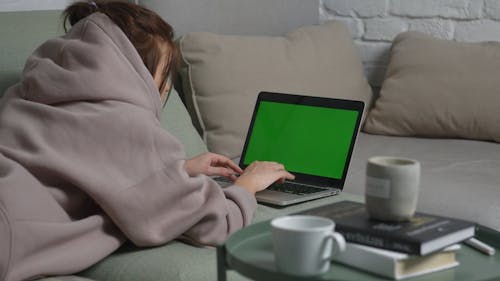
[214,176,325,195]
[268,181,326,195]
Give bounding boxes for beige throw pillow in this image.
[364,31,500,143]
[179,21,372,158]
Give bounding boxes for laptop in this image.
[218,91,364,206]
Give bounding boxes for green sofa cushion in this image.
[161,88,208,158]
[0,10,62,95]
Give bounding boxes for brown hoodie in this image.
[0,13,256,281]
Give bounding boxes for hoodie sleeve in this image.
[68,115,257,246]
[98,153,258,247]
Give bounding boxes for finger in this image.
[224,160,243,174]
[274,171,293,184]
[227,173,238,182]
[275,163,285,171]
[280,171,295,180]
[208,166,235,177]
[213,155,243,173]
[217,162,242,175]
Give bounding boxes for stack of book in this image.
[298,201,476,280]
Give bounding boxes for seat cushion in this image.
[345,133,500,231]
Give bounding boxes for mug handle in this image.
[323,232,346,260]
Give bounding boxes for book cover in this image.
[298,201,475,255]
[332,242,460,280]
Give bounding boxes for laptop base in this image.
[256,188,340,206]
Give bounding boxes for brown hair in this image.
[63,0,177,94]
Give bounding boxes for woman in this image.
[0,1,293,280]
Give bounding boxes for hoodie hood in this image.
[18,12,162,118]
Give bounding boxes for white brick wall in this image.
[321,0,500,86]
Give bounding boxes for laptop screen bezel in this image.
[238,91,364,188]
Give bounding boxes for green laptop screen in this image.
[243,101,359,179]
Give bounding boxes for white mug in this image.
[365,156,421,221]
[271,215,346,276]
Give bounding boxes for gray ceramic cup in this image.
[365,156,421,222]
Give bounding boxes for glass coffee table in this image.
[217,202,500,281]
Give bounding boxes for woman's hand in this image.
[235,161,295,194]
[184,152,243,182]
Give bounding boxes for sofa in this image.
[1,4,499,281]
